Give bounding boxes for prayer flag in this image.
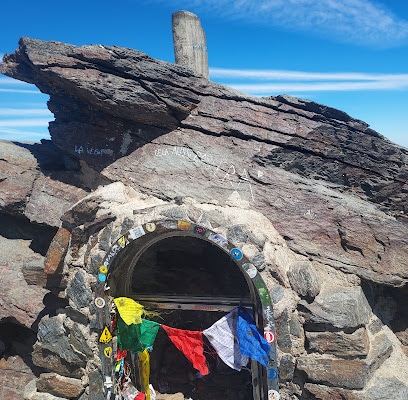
[114,297,145,325]
[117,317,160,353]
[203,309,249,371]
[237,307,270,366]
[161,325,209,376]
[140,349,151,400]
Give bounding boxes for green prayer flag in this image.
[117,316,160,353]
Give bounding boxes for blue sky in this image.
[0,0,408,148]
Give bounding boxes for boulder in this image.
[299,286,372,330]
[36,373,84,399]
[305,327,370,358]
[287,260,321,299]
[297,333,392,389]
[1,38,407,288]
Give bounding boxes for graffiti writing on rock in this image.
[75,145,113,156]
[154,146,255,201]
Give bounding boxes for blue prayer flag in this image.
[237,307,270,366]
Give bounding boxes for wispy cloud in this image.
[210,68,408,95]
[0,127,50,142]
[0,88,42,94]
[0,119,51,127]
[158,0,408,47]
[0,108,52,117]
[0,77,42,94]
[0,77,32,86]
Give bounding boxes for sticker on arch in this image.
[129,226,146,240]
[145,222,156,232]
[208,233,228,247]
[268,390,280,400]
[230,248,243,260]
[264,329,276,344]
[242,263,257,278]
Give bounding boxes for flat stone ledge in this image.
[297,333,392,390]
[305,327,370,358]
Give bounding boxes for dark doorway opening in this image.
[109,230,266,400]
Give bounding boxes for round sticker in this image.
[268,390,280,400]
[242,263,257,278]
[98,273,107,282]
[264,330,276,344]
[145,222,156,232]
[99,265,108,274]
[230,248,243,260]
[178,221,191,231]
[95,297,106,308]
[268,368,279,380]
[194,226,206,235]
[103,347,113,358]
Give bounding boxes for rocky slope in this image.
[0,37,407,400]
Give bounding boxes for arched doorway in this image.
[93,220,279,400]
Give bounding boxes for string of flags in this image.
[101,297,272,400]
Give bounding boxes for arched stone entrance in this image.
[93,219,279,400]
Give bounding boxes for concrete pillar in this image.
[172,10,209,79]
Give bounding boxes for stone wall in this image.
[23,183,408,399]
[0,37,408,400]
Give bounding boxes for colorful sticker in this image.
[242,263,257,278]
[129,226,146,240]
[99,327,113,343]
[98,273,107,282]
[118,236,128,248]
[99,265,108,274]
[159,220,178,229]
[268,368,279,380]
[258,287,271,303]
[230,248,243,260]
[178,221,191,231]
[95,297,106,308]
[264,330,276,344]
[103,347,113,358]
[145,222,156,232]
[268,390,280,400]
[194,225,206,235]
[115,360,122,372]
[208,233,228,247]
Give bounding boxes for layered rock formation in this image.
[0,37,408,400]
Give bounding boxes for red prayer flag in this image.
[161,325,209,376]
[116,348,128,361]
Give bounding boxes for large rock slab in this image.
[0,265,48,327]
[305,377,408,400]
[0,356,39,400]
[297,333,392,389]
[0,140,87,225]
[299,286,372,330]
[2,38,407,287]
[36,373,84,399]
[305,327,370,358]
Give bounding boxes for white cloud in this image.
[0,127,50,142]
[0,108,52,117]
[160,0,408,47]
[0,119,51,127]
[0,78,40,93]
[0,88,41,94]
[210,67,408,95]
[0,77,35,86]
[210,68,408,82]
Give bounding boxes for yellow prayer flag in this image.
[140,349,150,400]
[114,297,144,325]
